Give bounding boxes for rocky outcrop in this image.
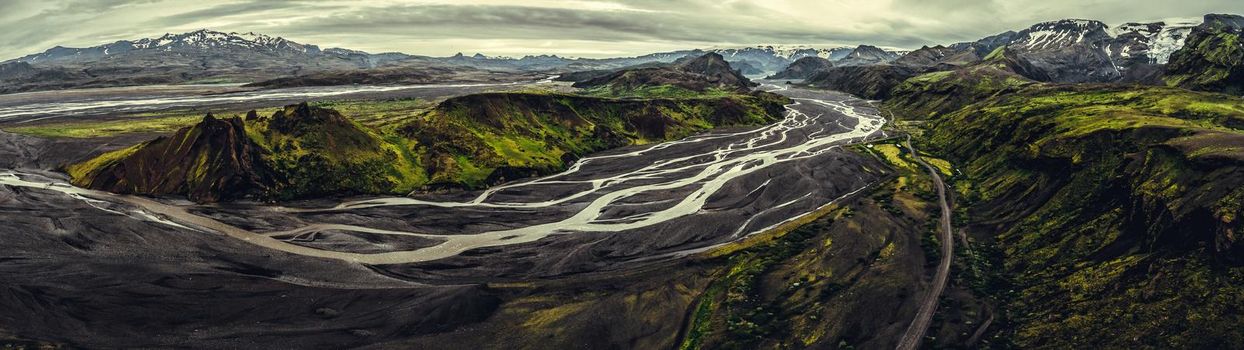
[1165,14,1244,95]
[0,61,35,80]
[67,114,274,202]
[767,56,833,80]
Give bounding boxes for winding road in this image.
[0,84,890,269]
[896,135,954,350]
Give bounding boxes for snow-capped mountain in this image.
[0,29,432,93]
[705,45,882,71]
[16,30,337,64]
[1108,20,1198,64]
[724,45,856,60]
[836,45,901,66]
[1009,19,1112,51]
[129,30,320,53]
[985,18,1200,66]
[949,17,1202,79]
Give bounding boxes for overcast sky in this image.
[2,0,1243,60]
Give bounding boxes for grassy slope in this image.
[887,67,1244,348]
[246,105,427,199]
[1165,25,1244,95]
[397,90,788,188]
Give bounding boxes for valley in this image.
[0,81,935,348]
[3,5,1244,349]
[0,82,885,276]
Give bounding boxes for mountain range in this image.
[0,16,1224,96]
[0,31,908,93]
[5,7,1244,349]
[784,16,1216,100]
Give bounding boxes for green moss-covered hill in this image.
[887,63,1244,347]
[67,103,418,202]
[68,91,788,202]
[1166,14,1244,95]
[401,91,787,186]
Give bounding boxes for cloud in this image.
[2,0,1243,60]
[149,1,310,27]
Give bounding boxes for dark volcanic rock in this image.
[0,183,501,349]
[1107,22,1166,67]
[0,61,35,80]
[1007,43,1122,83]
[768,56,833,80]
[803,65,919,100]
[893,45,980,70]
[835,45,900,67]
[1009,19,1112,52]
[1166,14,1244,95]
[574,52,755,92]
[672,52,751,85]
[990,19,1123,83]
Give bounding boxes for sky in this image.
[2,0,1243,60]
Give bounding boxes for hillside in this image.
[801,65,920,99]
[243,63,542,88]
[68,103,414,202]
[67,92,788,202]
[1,30,411,93]
[886,63,1244,348]
[1166,14,1244,95]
